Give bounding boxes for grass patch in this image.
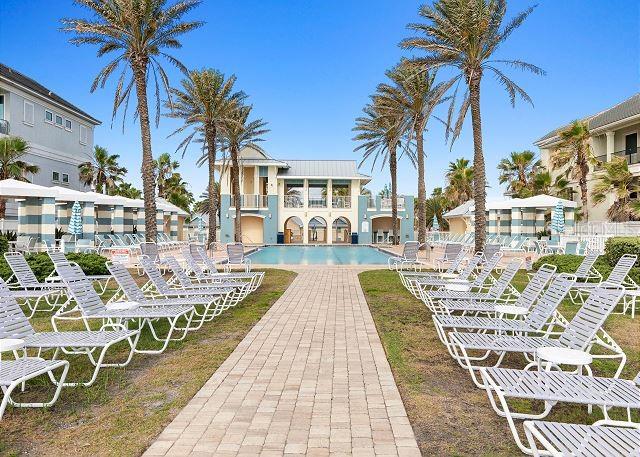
[0,268,296,456]
[359,269,640,456]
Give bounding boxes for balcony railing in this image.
[284,195,303,208]
[613,148,640,166]
[308,198,327,208]
[367,197,377,209]
[380,197,405,210]
[231,194,268,208]
[0,119,9,135]
[332,196,351,209]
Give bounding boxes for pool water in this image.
[247,245,392,265]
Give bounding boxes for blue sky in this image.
[0,0,638,200]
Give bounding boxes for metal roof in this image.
[535,93,640,146]
[277,160,371,181]
[0,63,101,125]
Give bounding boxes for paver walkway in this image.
[145,268,420,456]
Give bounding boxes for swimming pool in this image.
[247,245,392,265]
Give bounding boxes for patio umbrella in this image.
[68,201,83,237]
[551,200,565,234]
[432,215,440,231]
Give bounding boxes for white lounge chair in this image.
[569,254,638,304]
[225,243,251,273]
[434,243,463,272]
[387,241,423,271]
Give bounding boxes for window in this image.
[55,114,63,127]
[0,94,5,120]
[62,173,69,184]
[65,119,72,131]
[23,100,34,126]
[79,124,88,145]
[52,171,60,182]
[45,110,53,124]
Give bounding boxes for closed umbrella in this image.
[432,215,440,231]
[551,201,565,234]
[68,201,83,237]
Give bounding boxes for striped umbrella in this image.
[432,215,440,231]
[68,201,83,237]
[551,200,565,234]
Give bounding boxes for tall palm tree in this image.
[220,105,269,242]
[592,156,640,222]
[111,181,142,199]
[154,152,180,198]
[166,69,245,246]
[444,158,473,207]
[79,145,127,194]
[377,60,450,245]
[497,150,541,197]
[550,120,597,220]
[401,0,544,251]
[424,187,450,231]
[163,172,194,212]
[63,0,203,241]
[0,136,39,218]
[354,97,408,245]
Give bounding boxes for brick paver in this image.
[144,268,420,456]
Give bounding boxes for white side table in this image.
[439,273,458,280]
[106,301,140,311]
[536,346,593,375]
[0,338,26,365]
[622,290,640,319]
[445,283,471,292]
[494,305,529,318]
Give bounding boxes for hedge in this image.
[533,253,640,284]
[0,252,109,282]
[0,235,8,255]
[604,237,640,268]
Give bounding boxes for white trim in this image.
[54,113,64,128]
[44,109,54,124]
[231,213,267,219]
[23,100,34,126]
[51,171,60,183]
[369,214,403,220]
[64,118,72,132]
[79,124,88,145]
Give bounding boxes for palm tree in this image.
[79,145,127,194]
[550,120,597,220]
[63,0,203,241]
[401,0,544,251]
[354,97,408,245]
[444,158,474,207]
[193,185,219,217]
[167,69,245,246]
[592,156,640,222]
[378,60,450,245]
[0,136,39,218]
[163,172,194,212]
[111,181,142,199]
[220,105,269,242]
[497,150,541,197]
[154,152,180,198]
[424,187,450,231]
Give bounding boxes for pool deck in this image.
[144,267,421,457]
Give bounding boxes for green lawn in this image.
[359,269,640,456]
[0,269,296,457]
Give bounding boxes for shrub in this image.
[0,252,109,282]
[533,253,640,284]
[604,237,640,268]
[0,235,8,255]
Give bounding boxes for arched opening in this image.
[371,216,398,244]
[308,217,327,243]
[284,216,304,244]
[239,215,264,244]
[332,217,351,244]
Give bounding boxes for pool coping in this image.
[244,244,396,268]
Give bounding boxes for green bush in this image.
[533,253,640,284]
[604,237,640,268]
[0,235,8,255]
[0,252,109,282]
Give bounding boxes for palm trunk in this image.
[204,124,218,245]
[469,77,486,252]
[578,154,589,221]
[389,143,399,245]
[416,122,426,245]
[231,144,242,242]
[0,198,6,220]
[132,64,158,242]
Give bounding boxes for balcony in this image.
[613,148,640,166]
[331,196,351,209]
[380,197,405,210]
[284,195,303,208]
[308,198,327,208]
[0,119,9,135]
[231,194,268,209]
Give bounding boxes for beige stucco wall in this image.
[447,217,468,234]
[240,215,264,244]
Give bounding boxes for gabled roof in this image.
[535,93,640,146]
[0,63,101,125]
[277,160,371,182]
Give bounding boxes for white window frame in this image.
[62,173,69,184]
[79,124,88,145]
[45,109,54,124]
[64,118,72,132]
[54,114,64,128]
[52,171,60,182]
[23,100,35,126]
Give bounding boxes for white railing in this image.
[575,221,640,236]
[559,234,611,253]
[283,195,303,208]
[308,198,327,208]
[367,197,376,209]
[380,197,405,210]
[231,194,268,208]
[332,196,351,209]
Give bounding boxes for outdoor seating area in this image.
[0,242,263,420]
[394,243,640,455]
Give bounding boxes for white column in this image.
[254,166,259,195]
[303,179,308,209]
[606,131,615,162]
[327,179,332,209]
